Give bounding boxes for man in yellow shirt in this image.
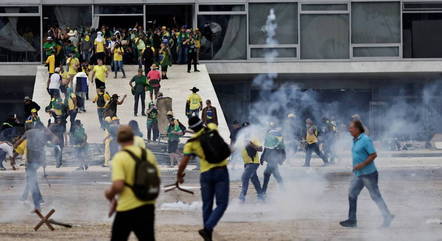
[45,52,56,78]
[304,118,328,167]
[94,31,105,63]
[67,53,80,85]
[113,43,126,79]
[91,59,108,90]
[177,116,229,241]
[239,122,264,202]
[186,87,203,119]
[105,125,159,241]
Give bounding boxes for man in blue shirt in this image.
[340,120,394,228]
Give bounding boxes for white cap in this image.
[54,67,60,73]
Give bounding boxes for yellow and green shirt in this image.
[242,140,261,164]
[187,93,202,111]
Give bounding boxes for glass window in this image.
[94,5,143,14]
[403,13,442,58]
[199,5,245,12]
[0,7,39,14]
[301,4,347,11]
[353,47,399,57]
[198,15,247,60]
[43,6,92,31]
[249,3,298,45]
[251,48,297,58]
[351,2,400,44]
[0,17,41,62]
[300,14,349,59]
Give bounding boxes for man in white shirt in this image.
[73,68,89,112]
[0,141,14,170]
[47,67,61,98]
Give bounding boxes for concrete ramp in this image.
[33,64,229,143]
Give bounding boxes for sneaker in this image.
[187,71,191,73]
[381,214,395,228]
[198,229,212,241]
[0,167,6,171]
[195,70,200,72]
[339,219,357,228]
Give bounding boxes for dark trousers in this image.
[144,62,153,76]
[262,163,283,194]
[200,167,229,230]
[111,204,155,241]
[348,171,392,221]
[68,109,77,132]
[187,52,198,72]
[95,79,106,90]
[134,92,146,115]
[304,143,328,166]
[239,163,262,201]
[147,121,159,141]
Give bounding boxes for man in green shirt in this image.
[43,37,56,59]
[129,69,149,116]
[146,102,159,142]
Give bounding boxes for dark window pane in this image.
[198,15,246,60]
[353,47,399,57]
[251,48,297,58]
[43,6,92,30]
[94,5,143,14]
[404,3,442,10]
[403,13,442,58]
[0,17,41,62]
[352,2,400,44]
[302,4,347,11]
[199,5,245,12]
[301,14,349,59]
[249,3,298,45]
[0,7,39,14]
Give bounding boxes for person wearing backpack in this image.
[303,118,328,167]
[177,116,230,241]
[105,125,160,241]
[92,86,110,129]
[167,118,184,167]
[70,120,88,171]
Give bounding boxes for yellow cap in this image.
[31,108,38,113]
[112,116,119,121]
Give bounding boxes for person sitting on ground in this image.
[202,99,218,126]
[147,64,161,100]
[105,125,159,241]
[186,87,203,119]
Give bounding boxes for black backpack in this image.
[97,93,106,108]
[190,127,231,164]
[124,148,160,201]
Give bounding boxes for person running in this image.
[177,116,229,241]
[129,69,148,116]
[113,43,126,79]
[159,42,172,79]
[303,118,329,167]
[105,125,159,241]
[202,99,218,126]
[146,102,159,142]
[186,87,203,119]
[91,58,108,90]
[66,53,80,86]
[340,120,394,228]
[167,118,184,167]
[147,64,161,100]
[72,65,89,113]
[261,123,286,196]
[239,122,264,203]
[48,116,65,168]
[93,86,111,129]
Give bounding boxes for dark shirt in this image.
[130,75,147,93]
[24,101,41,118]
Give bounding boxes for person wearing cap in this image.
[177,116,229,241]
[24,97,41,120]
[80,33,93,63]
[105,94,127,118]
[186,87,203,119]
[93,86,111,129]
[43,36,56,59]
[45,51,56,78]
[130,69,148,116]
[27,109,41,124]
[91,58,108,90]
[47,67,62,99]
[146,102,159,142]
[147,64,161,100]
